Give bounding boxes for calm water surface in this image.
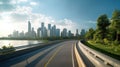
[0,40,43,48]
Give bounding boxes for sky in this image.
[0,0,120,37]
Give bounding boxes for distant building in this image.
[68,30,72,37]
[31,27,36,38]
[48,24,51,37]
[27,21,33,38]
[37,28,41,38]
[28,21,31,33]
[44,27,47,38]
[19,31,24,38]
[8,21,77,39]
[61,28,67,37]
[41,22,44,29]
[8,34,12,38]
[39,22,47,38]
[13,30,19,38]
[48,24,51,30]
[76,29,79,37]
[80,29,86,36]
[47,29,51,37]
[56,29,60,37]
[51,25,56,37]
[41,22,45,38]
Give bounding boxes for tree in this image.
[110,10,120,41]
[95,14,110,40]
[85,28,95,40]
[97,14,110,30]
[107,28,116,41]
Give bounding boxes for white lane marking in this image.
[72,44,75,67]
[11,44,61,67]
[44,45,63,67]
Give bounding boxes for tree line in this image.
[85,10,120,45]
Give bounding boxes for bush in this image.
[103,38,109,45]
[2,46,7,49]
[94,38,104,44]
[112,40,120,45]
[0,45,15,55]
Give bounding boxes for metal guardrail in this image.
[78,41,120,67]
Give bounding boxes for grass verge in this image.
[81,40,120,61]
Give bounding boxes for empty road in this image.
[0,40,78,67]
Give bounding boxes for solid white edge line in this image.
[72,44,75,67]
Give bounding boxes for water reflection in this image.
[0,40,43,48]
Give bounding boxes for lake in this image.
[0,40,43,48]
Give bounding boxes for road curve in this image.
[0,40,78,67]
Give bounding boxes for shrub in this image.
[103,38,109,45]
[94,38,104,44]
[112,40,119,45]
[0,45,15,55]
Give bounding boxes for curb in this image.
[74,43,86,67]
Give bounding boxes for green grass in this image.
[81,40,120,60]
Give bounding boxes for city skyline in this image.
[8,21,85,38]
[8,20,85,38]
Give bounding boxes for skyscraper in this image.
[47,29,51,37]
[56,29,60,37]
[81,29,85,36]
[62,28,67,37]
[68,30,72,37]
[48,24,51,30]
[28,21,31,33]
[31,27,36,38]
[48,24,51,37]
[27,21,32,38]
[40,22,47,38]
[41,22,44,28]
[41,22,44,38]
[44,27,47,37]
[37,28,41,38]
[51,25,56,37]
[76,29,79,37]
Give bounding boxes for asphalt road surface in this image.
[0,40,78,67]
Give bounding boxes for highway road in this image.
[0,40,78,67]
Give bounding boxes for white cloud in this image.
[30,2,37,6]
[0,0,78,37]
[10,0,17,4]
[17,0,28,3]
[14,6,32,14]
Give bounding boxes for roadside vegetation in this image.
[84,10,120,60]
[81,40,120,60]
[85,10,120,44]
[88,40,120,55]
[0,45,15,55]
